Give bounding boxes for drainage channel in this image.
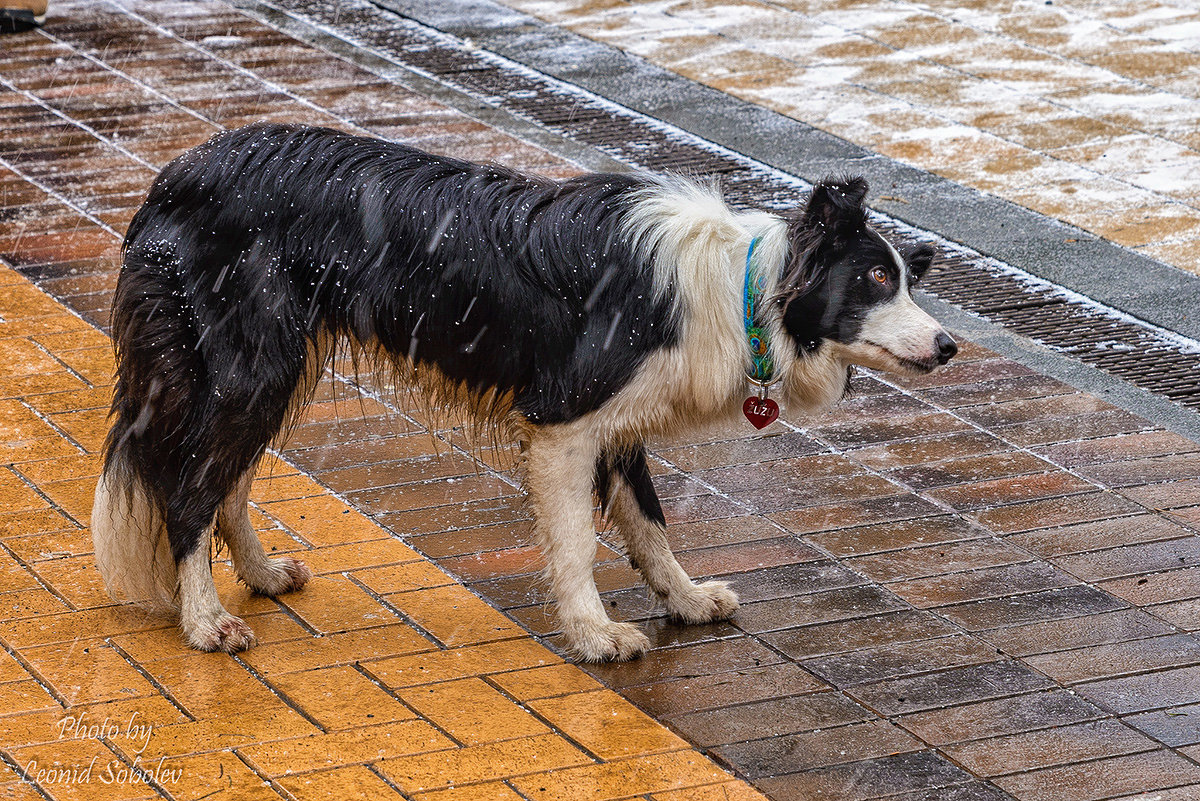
[245,0,1200,411]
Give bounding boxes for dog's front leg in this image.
[524,423,651,662]
[605,446,739,623]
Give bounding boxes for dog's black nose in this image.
[935,332,957,364]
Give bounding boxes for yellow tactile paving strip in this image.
[494,0,1200,277]
[0,264,766,801]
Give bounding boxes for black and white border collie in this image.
[92,123,955,662]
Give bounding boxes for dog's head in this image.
[776,176,956,375]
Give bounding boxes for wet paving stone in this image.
[897,688,1108,746]
[1075,663,1200,715]
[620,662,829,718]
[937,584,1128,631]
[735,584,908,634]
[713,719,922,779]
[664,690,872,748]
[755,750,977,801]
[941,718,1158,777]
[991,748,1200,801]
[803,635,1003,690]
[761,608,960,661]
[848,660,1056,717]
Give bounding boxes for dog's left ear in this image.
[802,176,869,240]
[906,244,936,285]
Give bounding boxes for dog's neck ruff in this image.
[743,236,777,389]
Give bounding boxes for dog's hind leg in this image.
[602,446,739,624]
[217,466,312,597]
[525,424,650,662]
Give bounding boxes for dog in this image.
[91,123,956,662]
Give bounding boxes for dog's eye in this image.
[869,267,888,285]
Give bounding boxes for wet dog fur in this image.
[92,123,955,661]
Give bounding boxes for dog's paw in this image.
[565,620,651,663]
[243,556,312,597]
[183,611,257,653]
[667,580,739,624]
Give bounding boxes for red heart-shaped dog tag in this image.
[743,396,779,429]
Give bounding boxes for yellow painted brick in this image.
[278,765,405,801]
[248,473,327,503]
[22,642,158,706]
[140,652,291,719]
[298,538,422,575]
[527,690,687,760]
[398,677,549,745]
[30,555,110,609]
[238,719,454,777]
[271,665,415,730]
[487,664,603,702]
[355,560,457,594]
[46,410,110,455]
[0,372,88,400]
[259,495,391,546]
[0,470,48,516]
[387,584,526,647]
[413,781,527,801]
[0,507,76,539]
[377,733,591,794]
[0,339,63,378]
[0,780,44,800]
[0,435,83,465]
[510,750,731,801]
[36,476,96,525]
[157,750,281,801]
[51,346,116,386]
[280,575,401,634]
[651,781,773,801]
[0,679,58,718]
[366,639,559,689]
[22,386,112,419]
[0,607,170,651]
[14,453,102,485]
[241,624,435,675]
[111,610,309,664]
[0,586,69,620]
[0,399,57,442]
[0,556,42,594]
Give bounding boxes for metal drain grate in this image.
[281,0,1200,409]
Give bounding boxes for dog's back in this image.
[94,123,681,648]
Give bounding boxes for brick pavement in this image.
[493,0,1200,278]
[3,2,1200,800]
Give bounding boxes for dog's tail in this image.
[91,217,203,614]
[91,448,177,612]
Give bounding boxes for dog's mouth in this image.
[863,341,939,374]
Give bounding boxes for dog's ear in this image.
[907,244,936,285]
[801,176,869,238]
[777,176,870,308]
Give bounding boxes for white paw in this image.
[667,580,740,624]
[242,556,312,597]
[183,610,256,653]
[564,619,651,663]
